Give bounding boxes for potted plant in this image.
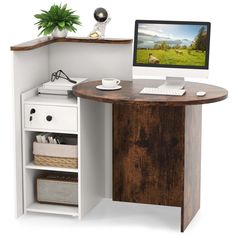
[34,4,81,38]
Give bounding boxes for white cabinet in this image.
[21,89,80,217]
[21,90,107,219]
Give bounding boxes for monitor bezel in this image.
[133,20,211,70]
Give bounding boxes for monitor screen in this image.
[133,20,211,70]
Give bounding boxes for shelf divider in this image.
[25,162,78,173]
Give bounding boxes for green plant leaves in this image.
[34,4,81,36]
[58,21,65,28]
[43,25,55,35]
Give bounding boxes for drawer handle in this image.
[46,115,52,122]
[30,108,36,114]
[29,108,35,121]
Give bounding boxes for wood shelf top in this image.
[73,79,228,106]
[10,36,133,51]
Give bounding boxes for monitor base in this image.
[158,76,185,90]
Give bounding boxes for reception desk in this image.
[11,37,227,232]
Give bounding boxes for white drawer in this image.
[24,104,78,132]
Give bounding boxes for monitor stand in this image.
[158,76,185,90]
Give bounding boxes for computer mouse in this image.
[196,91,206,97]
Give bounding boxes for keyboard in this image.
[140,87,186,96]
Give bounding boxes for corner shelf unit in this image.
[12,36,133,219]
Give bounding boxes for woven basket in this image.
[33,142,78,168]
[34,155,78,168]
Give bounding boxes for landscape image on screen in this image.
[136,23,208,66]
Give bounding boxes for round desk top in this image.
[72,79,228,106]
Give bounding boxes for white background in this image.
[0,0,235,235]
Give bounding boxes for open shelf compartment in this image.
[24,168,79,217]
[26,202,78,217]
[23,131,79,172]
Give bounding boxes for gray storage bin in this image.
[36,174,78,206]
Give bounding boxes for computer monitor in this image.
[133,20,211,84]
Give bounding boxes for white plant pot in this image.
[52,27,68,38]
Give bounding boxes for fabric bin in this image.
[36,174,78,206]
[33,142,78,168]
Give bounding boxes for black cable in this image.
[51,70,77,84]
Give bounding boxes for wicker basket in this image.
[33,142,78,168]
[34,155,78,168]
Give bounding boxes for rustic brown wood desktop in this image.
[10,36,132,51]
[73,79,227,232]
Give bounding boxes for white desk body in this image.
[13,41,132,218]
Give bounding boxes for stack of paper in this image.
[42,77,87,90]
[38,78,87,95]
